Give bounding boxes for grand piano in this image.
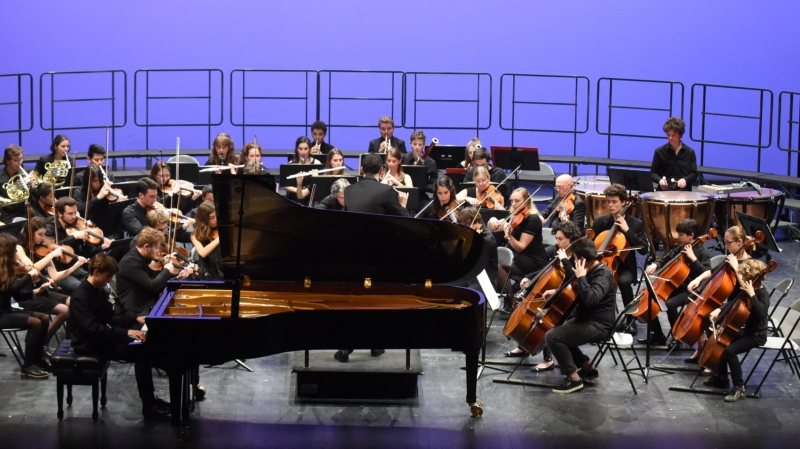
[143,174,488,439]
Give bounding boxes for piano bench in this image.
[50,339,110,422]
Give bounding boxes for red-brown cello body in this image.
[504,261,565,346]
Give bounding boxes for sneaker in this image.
[21,365,49,379]
[553,377,584,394]
[42,345,54,358]
[579,367,599,380]
[724,385,746,402]
[702,376,730,389]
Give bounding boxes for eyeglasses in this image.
[724,240,737,245]
[555,184,571,190]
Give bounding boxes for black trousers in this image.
[716,332,766,387]
[545,318,609,375]
[617,266,635,307]
[0,310,49,368]
[649,289,691,339]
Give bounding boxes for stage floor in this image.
[1,241,799,449]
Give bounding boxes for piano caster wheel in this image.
[177,427,189,442]
[470,402,483,418]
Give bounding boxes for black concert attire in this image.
[368,136,407,154]
[480,225,499,291]
[650,143,699,192]
[69,279,162,405]
[0,275,49,369]
[464,165,506,184]
[545,261,617,375]
[401,153,438,195]
[591,214,649,311]
[14,274,69,315]
[540,195,587,231]
[193,238,223,281]
[343,177,409,217]
[0,167,26,222]
[646,243,711,341]
[34,154,72,187]
[507,214,548,275]
[28,200,51,220]
[315,194,345,211]
[45,218,97,294]
[313,141,335,155]
[73,169,114,195]
[122,202,149,237]
[713,287,769,387]
[115,248,172,318]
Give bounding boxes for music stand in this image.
[309,175,358,197]
[0,220,25,237]
[607,167,654,194]
[168,162,199,184]
[430,145,466,169]
[735,211,781,258]
[105,198,136,238]
[401,165,428,192]
[396,187,420,211]
[491,146,540,172]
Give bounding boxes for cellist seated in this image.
[701,259,769,402]
[541,238,617,394]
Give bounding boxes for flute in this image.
[199,164,244,172]
[286,167,344,179]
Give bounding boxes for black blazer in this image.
[344,177,409,217]
[541,194,587,231]
[368,136,407,154]
[34,154,72,186]
[591,213,649,273]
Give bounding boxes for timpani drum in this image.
[640,191,714,253]
[713,188,783,231]
[575,175,640,228]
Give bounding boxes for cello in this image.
[586,199,637,282]
[698,259,776,370]
[671,231,764,347]
[632,228,717,323]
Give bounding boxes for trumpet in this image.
[382,135,391,154]
[312,140,322,154]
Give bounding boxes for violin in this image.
[632,228,718,323]
[33,236,80,265]
[556,193,575,219]
[671,231,764,347]
[477,185,504,210]
[211,228,219,240]
[67,217,106,245]
[698,259,777,370]
[438,200,463,222]
[163,179,200,198]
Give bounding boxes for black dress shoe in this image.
[684,357,699,364]
[36,358,53,372]
[21,365,49,379]
[154,396,171,408]
[637,335,667,346]
[504,350,529,358]
[370,349,385,357]
[192,384,206,401]
[334,350,350,363]
[624,325,638,336]
[142,402,171,419]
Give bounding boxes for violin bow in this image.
[543,179,581,224]
[414,199,435,218]
[502,185,543,224]
[171,137,181,256]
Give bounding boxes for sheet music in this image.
[477,270,501,311]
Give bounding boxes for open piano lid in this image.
[212,174,486,285]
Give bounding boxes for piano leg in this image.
[465,350,483,418]
[168,368,192,440]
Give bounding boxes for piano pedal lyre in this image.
[364,278,372,289]
[304,277,311,288]
[425,279,432,289]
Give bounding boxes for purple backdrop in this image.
[1,0,798,176]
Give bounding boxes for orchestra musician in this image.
[190,201,223,280]
[457,166,505,210]
[241,160,263,175]
[238,141,262,166]
[401,131,438,195]
[28,182,55,220]
[0,144,29,223]
[463,147,505,184]
[650,117,698,192]
[68,253,172,418]
[455,207,499,293]
[315,178,349,211]
[424,175,458,220]
[72,143,112,188]
[368,116,407,154]
[460,137,482,169]
[542,237,617,394]
[310,120,335,154]
[640,218,711,346]
[685,225,751,367]
[488,187,547,312]
[701,258,769,402]
[150,161,201,214]
[591,183,649,335]
[0,233,52,379]
[540,174,586,231]
[285,137,322,205]
[34,134,72,186]
[343,153,409,216]
[189,185,213,219]
[46,197,111,293]
[516,221,584,369]
[76,165,128,230]
[205,132,239,174]
[382,148,412,187]
[324,148,346,176]
[123,178,194,238]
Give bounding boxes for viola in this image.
[508,207,530,232]
[632,228,717,323]
[671,231,764,347]
[477,185,504,210]
[556,193,575,219]
[698,260,777,370]
[438,200,465,222]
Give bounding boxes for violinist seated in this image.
[401,131,438,195]
[368,116,407,154]
[69,254,172,418]
[76,165,128,235]
[591,183,649,335]
[19,216,88,351]
[130,209,192,250]
[487,187,548,313]
[542,237,617,394]
[310,120,335,154]
[46,197,111,294]
[424,175,460,220]
[315,179,350,211]
[381,148,413,188]
[0,144,30,223]
[540,174,586,232]
[456,207,498,292]
[151,161,202,215]
[514,221,584,368]
[72,143,112,188]
[122,178,195,238]
[456,166,505,210]
[650,117,698,192]
[190,201,223,280]
[28,182,56,220]
[701,259,770,402]
[343,153,409,216]
[205,132,239,174]
[685,225,751,367]
[0,233,52,379]
[640,218,711,347]
[463,147,506,184]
